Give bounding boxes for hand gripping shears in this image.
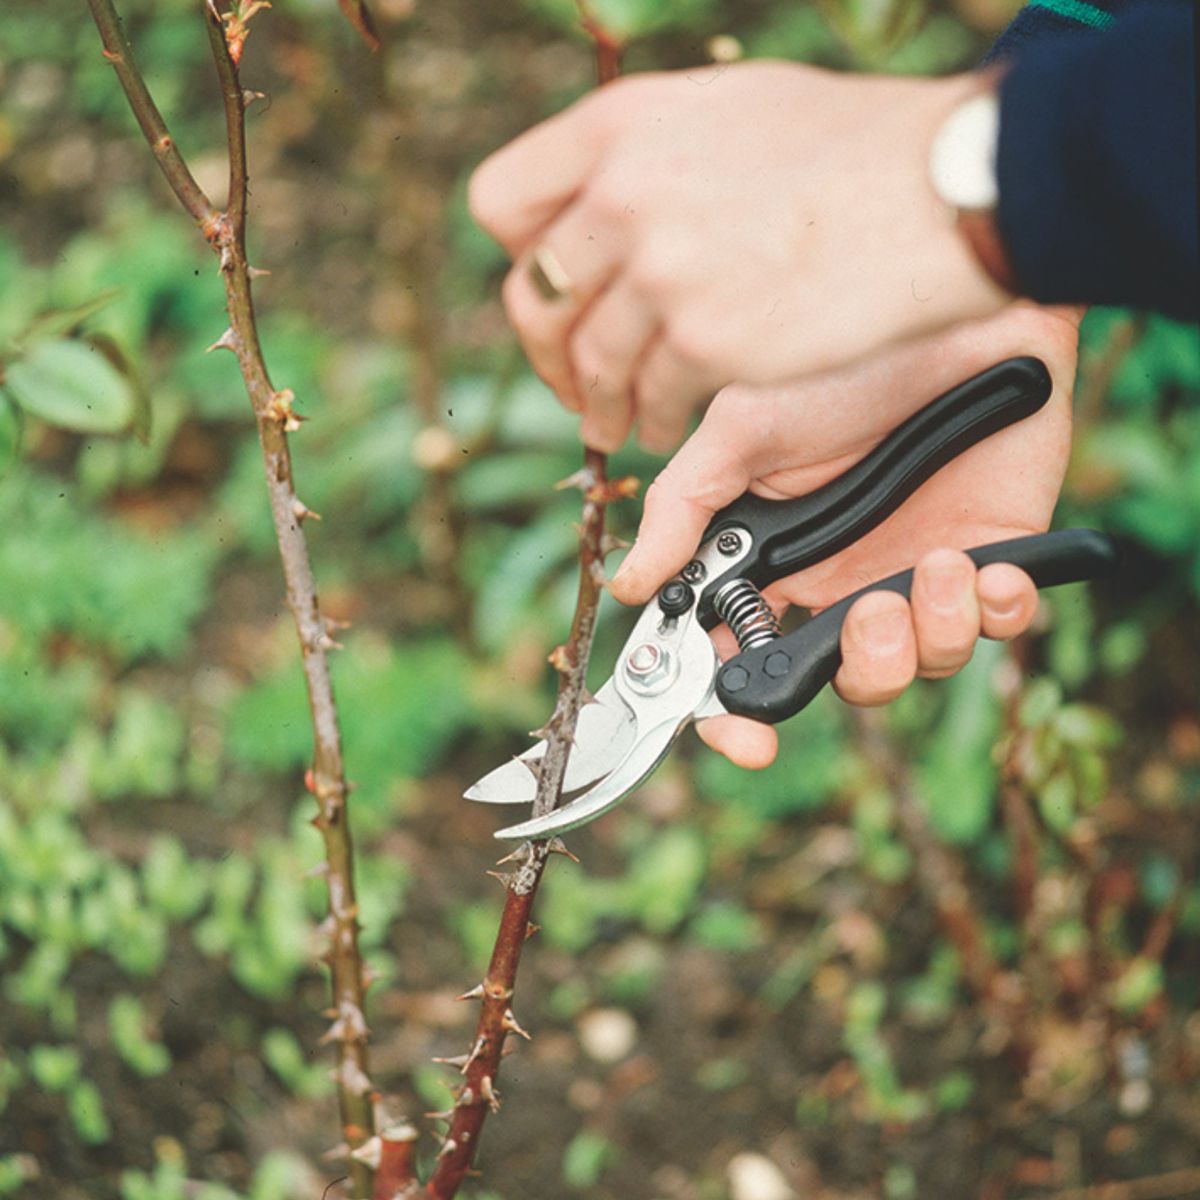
[465,358,1119,840]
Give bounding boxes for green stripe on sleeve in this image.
[1027,0,1117,29]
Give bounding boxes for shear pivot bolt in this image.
[625,642,674,692]
[681,561,706,585]
[716,531,743,557]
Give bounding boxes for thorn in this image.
[527,724,553,741]
[304,768,318,794]
[517,755,542,782]
[501,1008,532,1041]
[329,1058,373,1096]
[424,1109,453,1121]
[485,870,515,889]
[360,963,380,991]
[291,497,322,522]
[555,468,591,493]
[455,1087,475,1108]
[437,1138,458,1159]
[548,644,573,674]
[456,983,484,1002]
[322,1142,351,1162]
[349,1136,382,1168]
[101,48,122,63]
[247,264,272,278]
[547,837,579,863]
[480,1075,502,1112]
[242,88,267,106]
[589,560,608,588]
[495,843,534,867]
[316,631,345,653]
[525,922,541,940]
[205,328,238,354]
[431,1054,470,1070]
[600,533,632,558]
[320,1001,369,1045]
[463,1034,487,1072]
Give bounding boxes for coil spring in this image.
[713,579,781,652]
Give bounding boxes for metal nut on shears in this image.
[624,642,677,695]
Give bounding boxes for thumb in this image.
[610,422,754,606]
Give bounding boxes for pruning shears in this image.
[465,357,1119,840]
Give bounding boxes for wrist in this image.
[928,69,1017,294]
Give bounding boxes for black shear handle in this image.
[697,357,1052,627]
[715,528,1120,723]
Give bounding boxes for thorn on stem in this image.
[455,983,484,1002]
[291,497,322,523]
[437,1138,458,1159]
[247,264,272,279]
[205,328,238,354]
[349,1136,382,1168]
[480,1074,502,1112]
[485,869,515,889]
[555,467,592,493]
[431,1054,471,1070]
[525,922,541,940]
[501,1008,532,1041]
[547,837,579,863]
[548,644,573,674]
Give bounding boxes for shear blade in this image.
[493,717,683,840]
[464,679,635,806]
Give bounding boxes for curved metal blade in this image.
[493,716,683,839]
[492,616,721,839]
[464,680,634,805]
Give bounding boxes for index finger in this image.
[609,412,761,605]
[468,94,610,256]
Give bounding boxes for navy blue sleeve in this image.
[992,1,1198,319]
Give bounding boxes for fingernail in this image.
[984,596,1022,621]
[921,561,971,613]
[858,608,909,654]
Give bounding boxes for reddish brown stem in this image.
[425,451,619,1199]
[425,15,627,1194]
[85,2,376,1193]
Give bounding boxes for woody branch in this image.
[83,2,377,1194]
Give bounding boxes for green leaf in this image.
[918,642,1003,844]
[14,288,121,349]
[1036,770,1076,834]
[68,1079,111,1144]
[109,995,171,1078]
[0,390,21,476]
[4,338,136,434]
[562,1130,618,1190]
[625,826,707,935]
[1109,956,1163,1015]
[28,1044,82,1092]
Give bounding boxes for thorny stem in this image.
[83,0,217,230]
[85,2,376,1194]
[422,15,627,1199]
